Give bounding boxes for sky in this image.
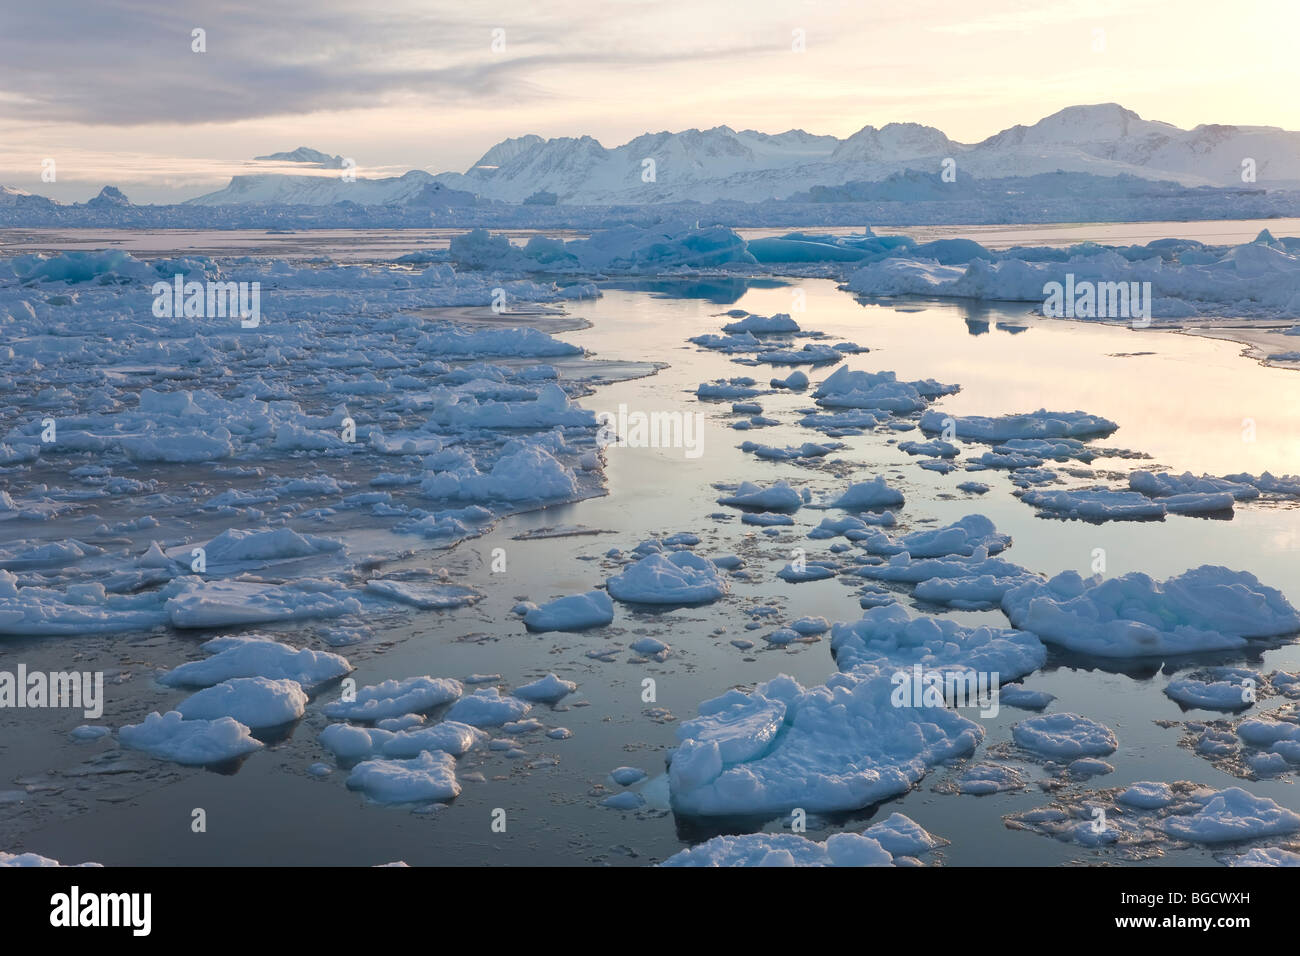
[1,0,1296,202]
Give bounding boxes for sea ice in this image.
[1012,713,1118,759]
[119,711,263,765]
[607,551,727,605]
[1001,566,1300,656]
[323,676,463,720]
[523,590,614,631]
[513,673,577,703]
[660,831,893,867]
[176,677,308,727]
[346,750,461,804]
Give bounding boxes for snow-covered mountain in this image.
[431,103,1300,204]
[178,104,1300,206]
[185,169,443,206]
[253,146,346,168]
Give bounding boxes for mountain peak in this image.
[254,147,345,168]
[87,185,130,207]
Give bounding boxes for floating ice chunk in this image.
[1224,472,1300,496]
[0,569,170,636]
[913,573,1039,611]
[798,409,888,433]
[324,676,463,720]
[1012,713,1118,759]
[771,370,809,390]
[863,813,942,856]
[1069,758,1113,778]
[993,437,1099,462]
[0,851,101,867]
[1272,671,1300,698]
[999,684,1055,710]
[424,383,596,430]
[1001,566,1300,657]
[120,431,234,463]
[1117,782,1175,809]
[365,579,484,609]
[854,551,1030,586]
[1129,471,1259,500]
[898,439,959,458]
[956,763,1025,795]
[421,443,579,503]
[563,221,756,272]
[777,562,836,582]
[376,714,425,731]
[176,677,308,727]
[756,343,843,365]
[630,636,670,658]
[513,673,577,703]
[675,689,787,765]
[319,723,395,760]
[69,725,112,742]
[957,481,989,494]
[1164,668,1259,710]
[741,441,839,460]
[610,766,648,786]
[523,590,613,631]
[830,477,904,511]
[1227,847,1300,867]
[722,313,800,334]
[161,636,352,688]
[607,551,727,605]
[1236,717,1300,748]
[920,408,1117,442]
[661,831,893,867]
[444,688,531,727]
[119,711,262,765]
[137,541,174,569]
[691,332,763,353]
[414,323,581,358]
[718,480,802,512]
[1162,787,1300,843]
[814,366,956,413]
[380,721,486,759]
[830,603,1045,682]
[165,579,363,629]
[861,514,1009,558]
[670,672,981,816]
[1018,488,1171,520]
[791,616,830,635]
[743,511,794,526]
[346,750,460,804]
[697,378,762,400]
[195,528,345,569]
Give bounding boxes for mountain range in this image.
[8,104,1300,209]
[185,104,1300,206]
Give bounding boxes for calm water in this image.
[5,229,1300,867]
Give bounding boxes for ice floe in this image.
[1001,566,1300,656]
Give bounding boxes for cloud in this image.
[0,0,775,125]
